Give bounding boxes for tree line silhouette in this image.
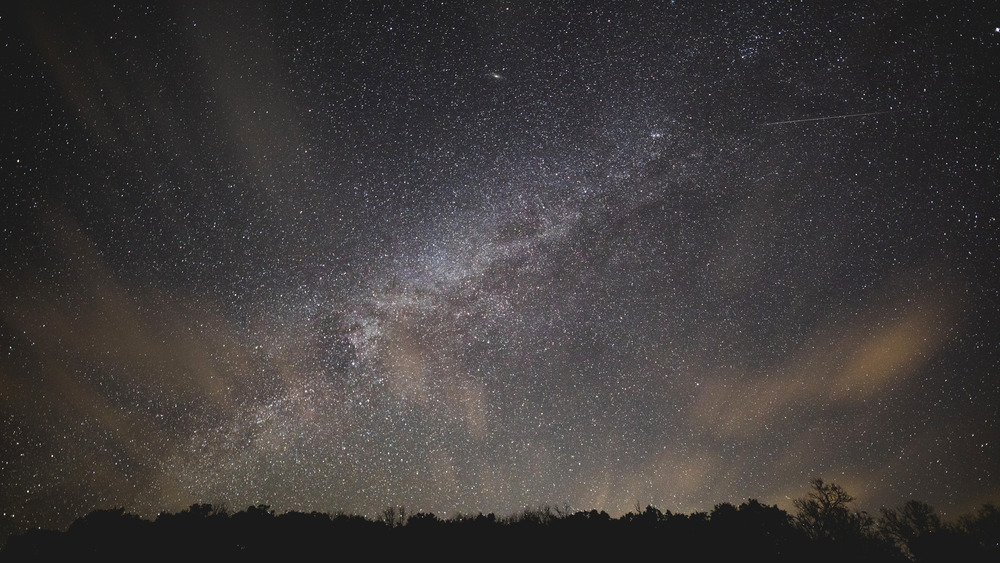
[3,479,997,561]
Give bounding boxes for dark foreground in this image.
[4,481,998,562]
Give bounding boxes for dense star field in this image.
[2,1,997,543]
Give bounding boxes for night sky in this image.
[2,1,998,541]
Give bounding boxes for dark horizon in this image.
[2,0,997,546]
[4,480,999,561]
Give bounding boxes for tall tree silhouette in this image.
[794,478,867,542]
[879,500,941,560]
[793,478,903,561]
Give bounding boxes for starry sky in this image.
[2,0,998,541]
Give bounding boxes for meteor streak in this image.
[760,110,894,126]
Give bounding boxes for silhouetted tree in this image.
[707,500,803,559]
[380,505,406,528]
[956,504,1000,562]
[879,500,942,560]
[626,504,664,526]
[794,478,867,542]
[64,507,151,557]
[2,483,992,561]
[405,511,439,528]
[794,479,904,561]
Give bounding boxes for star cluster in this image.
[2,1,997,541]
